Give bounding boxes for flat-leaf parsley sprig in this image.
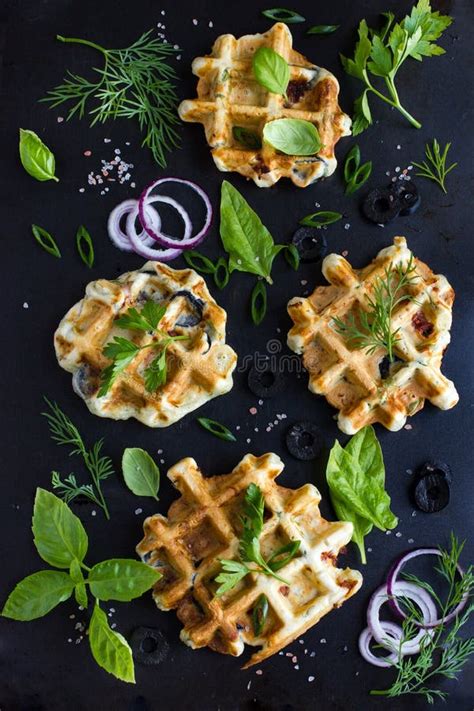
[340,1,452,134]
[41,30,181,167]
[215,483,301,596]
[412,138,457,193]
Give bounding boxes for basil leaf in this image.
[122,448,160,500]
[70,559,88,608]
[220,181,276,281]
[1,570,74,621]
[33,489,88,569]
[76,225,94,268]
[232,126,262,150]
[263,118,321,156]
[252,47,290,96]
[88,603,135,683]
[32,224,61,258]
[262,8,305,23]
[250,281,267,326]
[19,129,59,183]
[88,559,161,602]
[329,491,373,565]
[300,211,342,228]
[307,25,340,35]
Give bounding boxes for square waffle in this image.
[178,22,351,188]
[137,453,362,667]
[54,262,237,427]
[287,236,458,434]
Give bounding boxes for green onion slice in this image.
[197,417,236,442]
[346,162,372,195]
[183,250,216,275]
[31,224,61,258]
[300,211,342,228]
[307,25,340,35]
[250,281,267,326]
[214,257,230,290]
[344,145,361,183]
[76,225,94,268]
[262,8,305,23]
[252,594,269,636]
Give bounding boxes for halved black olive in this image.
[292,227,327,263]
[247,365,286,398]
[362,187,401,224]
[129,627,169,666]
[72,363,99,399]
[169,289,204,327]
[286,421,323,461]
[414,473,450,513]
[416,460,452,484]
[389,181,420,216]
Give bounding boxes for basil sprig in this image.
[32,224,61,258]
[1,489,160,683]
[261,8,305,23]
[122,447,160,500]
[307,25,340,35]
[263,118,321,156]
[197,417,236,442]
[252,46,290,97]
[326,426,398,564]
[19,129,59,183]
[76,225,95,268]
[300,211,342,228]
[344,145,372,195]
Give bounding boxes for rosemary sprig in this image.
[333,255,418,362]
[412,139,457,194]
[41,31,180,168]
[42,398,114,519]
[370,533,474,703]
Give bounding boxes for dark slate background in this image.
[1,0,473,709]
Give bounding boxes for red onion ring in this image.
[126,202,183,262]
[387,548,467,628]
[108,199,159,252]
[141,194,193,245]
[358,622,403,668]
[138,177,212,250]
[368,581,436,656]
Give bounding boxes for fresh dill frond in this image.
[412,138,457,194]
[41,30,181,168]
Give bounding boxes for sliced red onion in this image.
[138,177,212,250]
[387,548,467,628]
[142,195,193,245]
[126,205,183,262]
[368,581,436,656]
[359,622,403,668]
[108,199,159,252]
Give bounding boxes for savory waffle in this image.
[178,22,351,188]
[54,262,237,427]
[137,453,362,667]
[287,237,458,434]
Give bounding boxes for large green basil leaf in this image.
[329,491,373,565]
[88,603,135,683]
[2,570,74,620]
[252,46,290,96]
[87,559,161,602]
[263,118,321,155]
[33,488,88,568]
[19,129,59,182]
[122,448,160,500]
[220,181,278,281]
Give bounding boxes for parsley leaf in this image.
[115,302,167,332]
[143,347,168,392]
[215,560,250,596]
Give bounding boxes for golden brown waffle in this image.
[137,453,361,667]
[178,22,351,188]
[287,237,458,434]
[54,262,237,427]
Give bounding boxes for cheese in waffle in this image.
[54,262,237,427]
[137,453,362,666]
[178,22,351,188]
[287,237,458,434]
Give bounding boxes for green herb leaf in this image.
[232,126,262,150]
[412,138,457,193]
[197,417,236,442]
[88,603,135,683]
[1,571,74,621]
[263,118,321,156]
[213,257,230,289]
[261,8,305,23]
[252,46,290,97]
[19,129,59,182]
[351,92,373,136]
[88,559,161,602]
[330,492,372,564]
[284,244,300,271]
[115,302,167,332]
[252,594,269,636]
[122,448,160,499]
[31,224,61,258]
[76,225,94,268]
[300,211,342,228]
[307,25,340,35]
[32,488,88,569]
[143,347,168,392]
[183,250,217,275]
[215,559,250,596]
[343,145,372,194]
[250,281,267,326]
[70,558,88,607]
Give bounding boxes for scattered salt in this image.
[249,407,257,415]
[23,302,29,309]
[255,669,263,675]
[308,676,315,682]
[135,508,143,515]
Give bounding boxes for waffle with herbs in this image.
[287,237,458,434]
[178,22,351,188]
[54,262,237,427]
[137,453,361,667]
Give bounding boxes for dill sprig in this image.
[42,398,114,519]
[333,255,418,362]
[41,30,181,168]
[370,533,474,703]
[412,138,457,194]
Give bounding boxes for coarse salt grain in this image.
[91,510,97,516]
[246,438,251,444]
[249,407,257,415]
[395,532,402,538]
[294,665,300,670]
[23,302,29,309]
[344,223,350,230]
[404,424,413,430]
[255,669,263,675]
[57,116,64,123]
[308,676,315,682]
[320,638,326,644]
[135,508,143,515]
[192,18,198,25]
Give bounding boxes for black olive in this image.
[361,187,401,224]
[414,473,450,513]
[72,363,99,399]
[286,421,323,461]
[129,627,169,666]
[169,289,204,327]
[389,180,421,216]
[416,460,452,484]
[247,365,286,398]
[291,227,327,263]
[378,356,391,380]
